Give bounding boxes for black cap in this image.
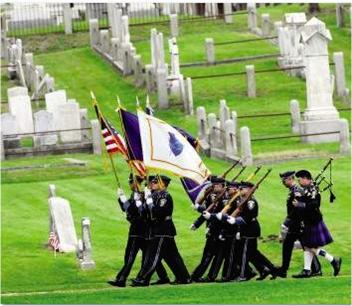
[239,181,254,188]
[147,175,157,183]
[295,170,312,180]
[279,171,295,180]
[158,174,171,186]
[211,176,225,184]
[227,181,240,188]
[128,173,144,184]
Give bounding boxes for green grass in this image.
[1,154,351,304]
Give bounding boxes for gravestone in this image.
[79,109,90,141]
[89,19,99,47]
[8,95,34,134]
[34,110,58,146]
[79,217,96,270]
[45,90,67,129]
[48,197,78,252]
[57,102,82,143]
[1,113,18,136]
[7,86,28,99]
[299,17,343,143]
[205,38,215,64]
[240,126,253,166]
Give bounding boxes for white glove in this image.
[280,224,289,240]
[117,188,127,203]
[227,216,236,225]
[135,200,142,208]
[192,203,200,211]
[146,197,153,206]
[202,211,211,220]
[216,212,223,221]
[133,192,141,201]
[189,224,196,231]
[144,187,152,199]
[236,232,241,240]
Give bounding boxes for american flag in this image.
[130,160,147,177]
[48,231,60,251]
[94,103,129,157]
[101,119,129,157]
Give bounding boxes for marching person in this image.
[204,181,277,281]
[108,174,169,287]
[292,170,342,278]
[277,171,322,278]
[190,176,227,282]
[132,175,191,286]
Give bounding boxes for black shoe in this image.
[310,270,323,277]
[107,279,126,287]
[331,257,342,276]
[131,278,149,287]
[276,268,287,279]
[292,269,311,278]
[191,277,206,283]
[217,277,231,282]
[236,276,249,282]
[170,278,192,285]
[248,271,257,280]
[256,268,270,281]
[150,277,170,285]
[203,277,216,283]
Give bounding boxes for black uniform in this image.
[191,191,226,281]
[223,196,276,280]
[134,189,190,285]
[113,192,168,285]
[280,184,321,276]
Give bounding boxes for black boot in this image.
[256,268,270,281]
[131,278,149,287]
[331,257,342,276]
[151,277,170,285]
[276,267,287,278]
[292,269,311,278]
[107,279,126,287]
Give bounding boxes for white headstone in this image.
[8,95,34,134]
[34,110,58,146]
[7,86,28,99]
[1,113,18,136]
[48,197,78,252]
[57,102,82,143]
[45,90,67,129]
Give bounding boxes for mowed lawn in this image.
[1,154,351,304]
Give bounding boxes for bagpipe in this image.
[314,157,336,203]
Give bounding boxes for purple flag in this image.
[181,177,211,204]
[119,108,143,161]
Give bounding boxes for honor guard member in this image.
[107,174,146,287]
[108,174,169,287]
[292,170,342,278]
[277,171,321,278]
[132,175,191,286]
[190,176,226,282]
[208,181,277,281]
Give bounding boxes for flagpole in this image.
[91,91,121,188]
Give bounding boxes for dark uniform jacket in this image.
[193,191,225,239]
[295,183,322,226]
[118,192,147,238]
[235,196,260,238]
[283,184,304,234]
[149,189,177,237]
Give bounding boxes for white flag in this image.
[137,110,210,184]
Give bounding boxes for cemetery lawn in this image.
[1,154,351,304]
[15,3,348,159]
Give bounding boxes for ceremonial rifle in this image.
[220,160,241,178]
[205,165,248,213]
[221,166,262,214]
[314,157,335,203]
[231,168,272,217]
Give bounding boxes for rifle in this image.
[231,168,272,217]
[220,160,241,179]
[221,166,262,214]
[232,166,247,181]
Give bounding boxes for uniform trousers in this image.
[116,236,168,282]
[191,236,224,280]
[282,231,321,273]
[239,237,275,279]
[137,237,190,283]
